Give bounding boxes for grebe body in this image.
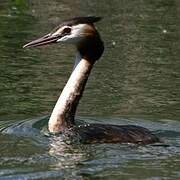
[23,16,159,144]
[73,124,159,144]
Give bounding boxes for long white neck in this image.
[48,52,94,133]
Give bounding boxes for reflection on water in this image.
[0,0,180,179]
[0,116,180,179]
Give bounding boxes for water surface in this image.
[0,0,180,179]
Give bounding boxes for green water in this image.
[0,0,180,179]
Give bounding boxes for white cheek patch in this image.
[71,24,87,36]
[57,36,83,44]
[57,36,69,42]
[57,24,87,44]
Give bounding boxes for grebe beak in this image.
[23,33,62,48]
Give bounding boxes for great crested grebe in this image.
[23,16,159,144]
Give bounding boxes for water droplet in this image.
[163,29,167,34]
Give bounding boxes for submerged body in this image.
[23,16,159,144]
[73,124,159,144]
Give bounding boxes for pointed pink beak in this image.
[23,34,62,48]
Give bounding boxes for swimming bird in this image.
[23,16,159,144]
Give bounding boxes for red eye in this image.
[63,27,71,34]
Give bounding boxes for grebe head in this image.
[23,16,104,61]
[23,16,102,47]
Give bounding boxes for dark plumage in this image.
[74,124,159,144]
[50,16,102,37]
[59,16,101,27]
